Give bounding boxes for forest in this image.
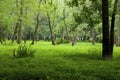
[0,0,120,80]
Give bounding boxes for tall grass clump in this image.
[13,44,35,58]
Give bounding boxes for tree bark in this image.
[23,4,28,44]
[61,9,66,43]
[102,0,111,60]
[11,22,19,43]
[47,13,55,45]
[91,28,95,45]
[31,0,41,45]
[109,0,119,53]
[61,27,64,43]
[11,0,19,44]
[0,35,3,44]
[31,13,40,45]
[71,37,75,46]
[17,0,23,44]
[63,3,69,40]
[116,17,120,46]
[0,26,7,44]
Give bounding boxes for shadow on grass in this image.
[81,69,120,80]
[61,50,102,61]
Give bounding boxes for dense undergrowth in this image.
[0,41,120,80]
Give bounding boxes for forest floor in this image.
[0,41,120,80]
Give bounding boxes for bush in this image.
[13,44,35,58]
[56,38,70,44]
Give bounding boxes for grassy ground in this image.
[0,41,120,80]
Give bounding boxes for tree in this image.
[17,0,23,44]
[116,17,120,46]
[44,0,58,45]
[31,0,41,45]
[0,0,15,44]
[109,0,119,54]
[102,0,110,59]
[67,0,102,45]
[11,0,23,44]
[102,0,118,60]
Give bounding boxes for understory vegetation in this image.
[0,41,120,80]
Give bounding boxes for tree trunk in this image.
[63,5,69,40]
[47,13,55,45]
[60,8,66,43]
[17,20,22,44]
[17,0,23,44]
[31,0,41,45]
[22,30,27,43]
[61,27,64,43]
[109,0,119,53]
[11,22,18,43]
[116,17,120,46]
[0,34,3,44]
[91,28,95,45]
[11,0,19,44]
[0,26,7,44]
[71,37,75,46]
[23,5,28,44]
[102,0,111,60]
[31,13,40,45]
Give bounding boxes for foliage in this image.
[13,44,35,58]
[0,0,119,45]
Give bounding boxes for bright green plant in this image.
[13,44,35,58]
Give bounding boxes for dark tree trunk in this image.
[109,0,119,53]
[23,36,26,43]
[0,26,7,44]
[71,37,75,46]
[61,27,64,43]
[23,5,28,44]
[11,22,18,43]
[11,0,19,44]
[91,28,95,45]
[60,8,66,43]
[0,35,3,44]
[47,13,55,45]
[22,31,27,43]
[31,13,40,45]
[17,0,23,44]
[0,41,3,44]
[102,0,111,60]
[71,32,76,46]
[45,0,57,45]
[63,6,69,40]
[31,0,41,45]
[116,17,120,46]
[17,19,22,44]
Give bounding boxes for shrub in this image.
[13,44,35,58]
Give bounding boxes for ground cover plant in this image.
[0,41,120,80]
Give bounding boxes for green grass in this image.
[0,41,120,80]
